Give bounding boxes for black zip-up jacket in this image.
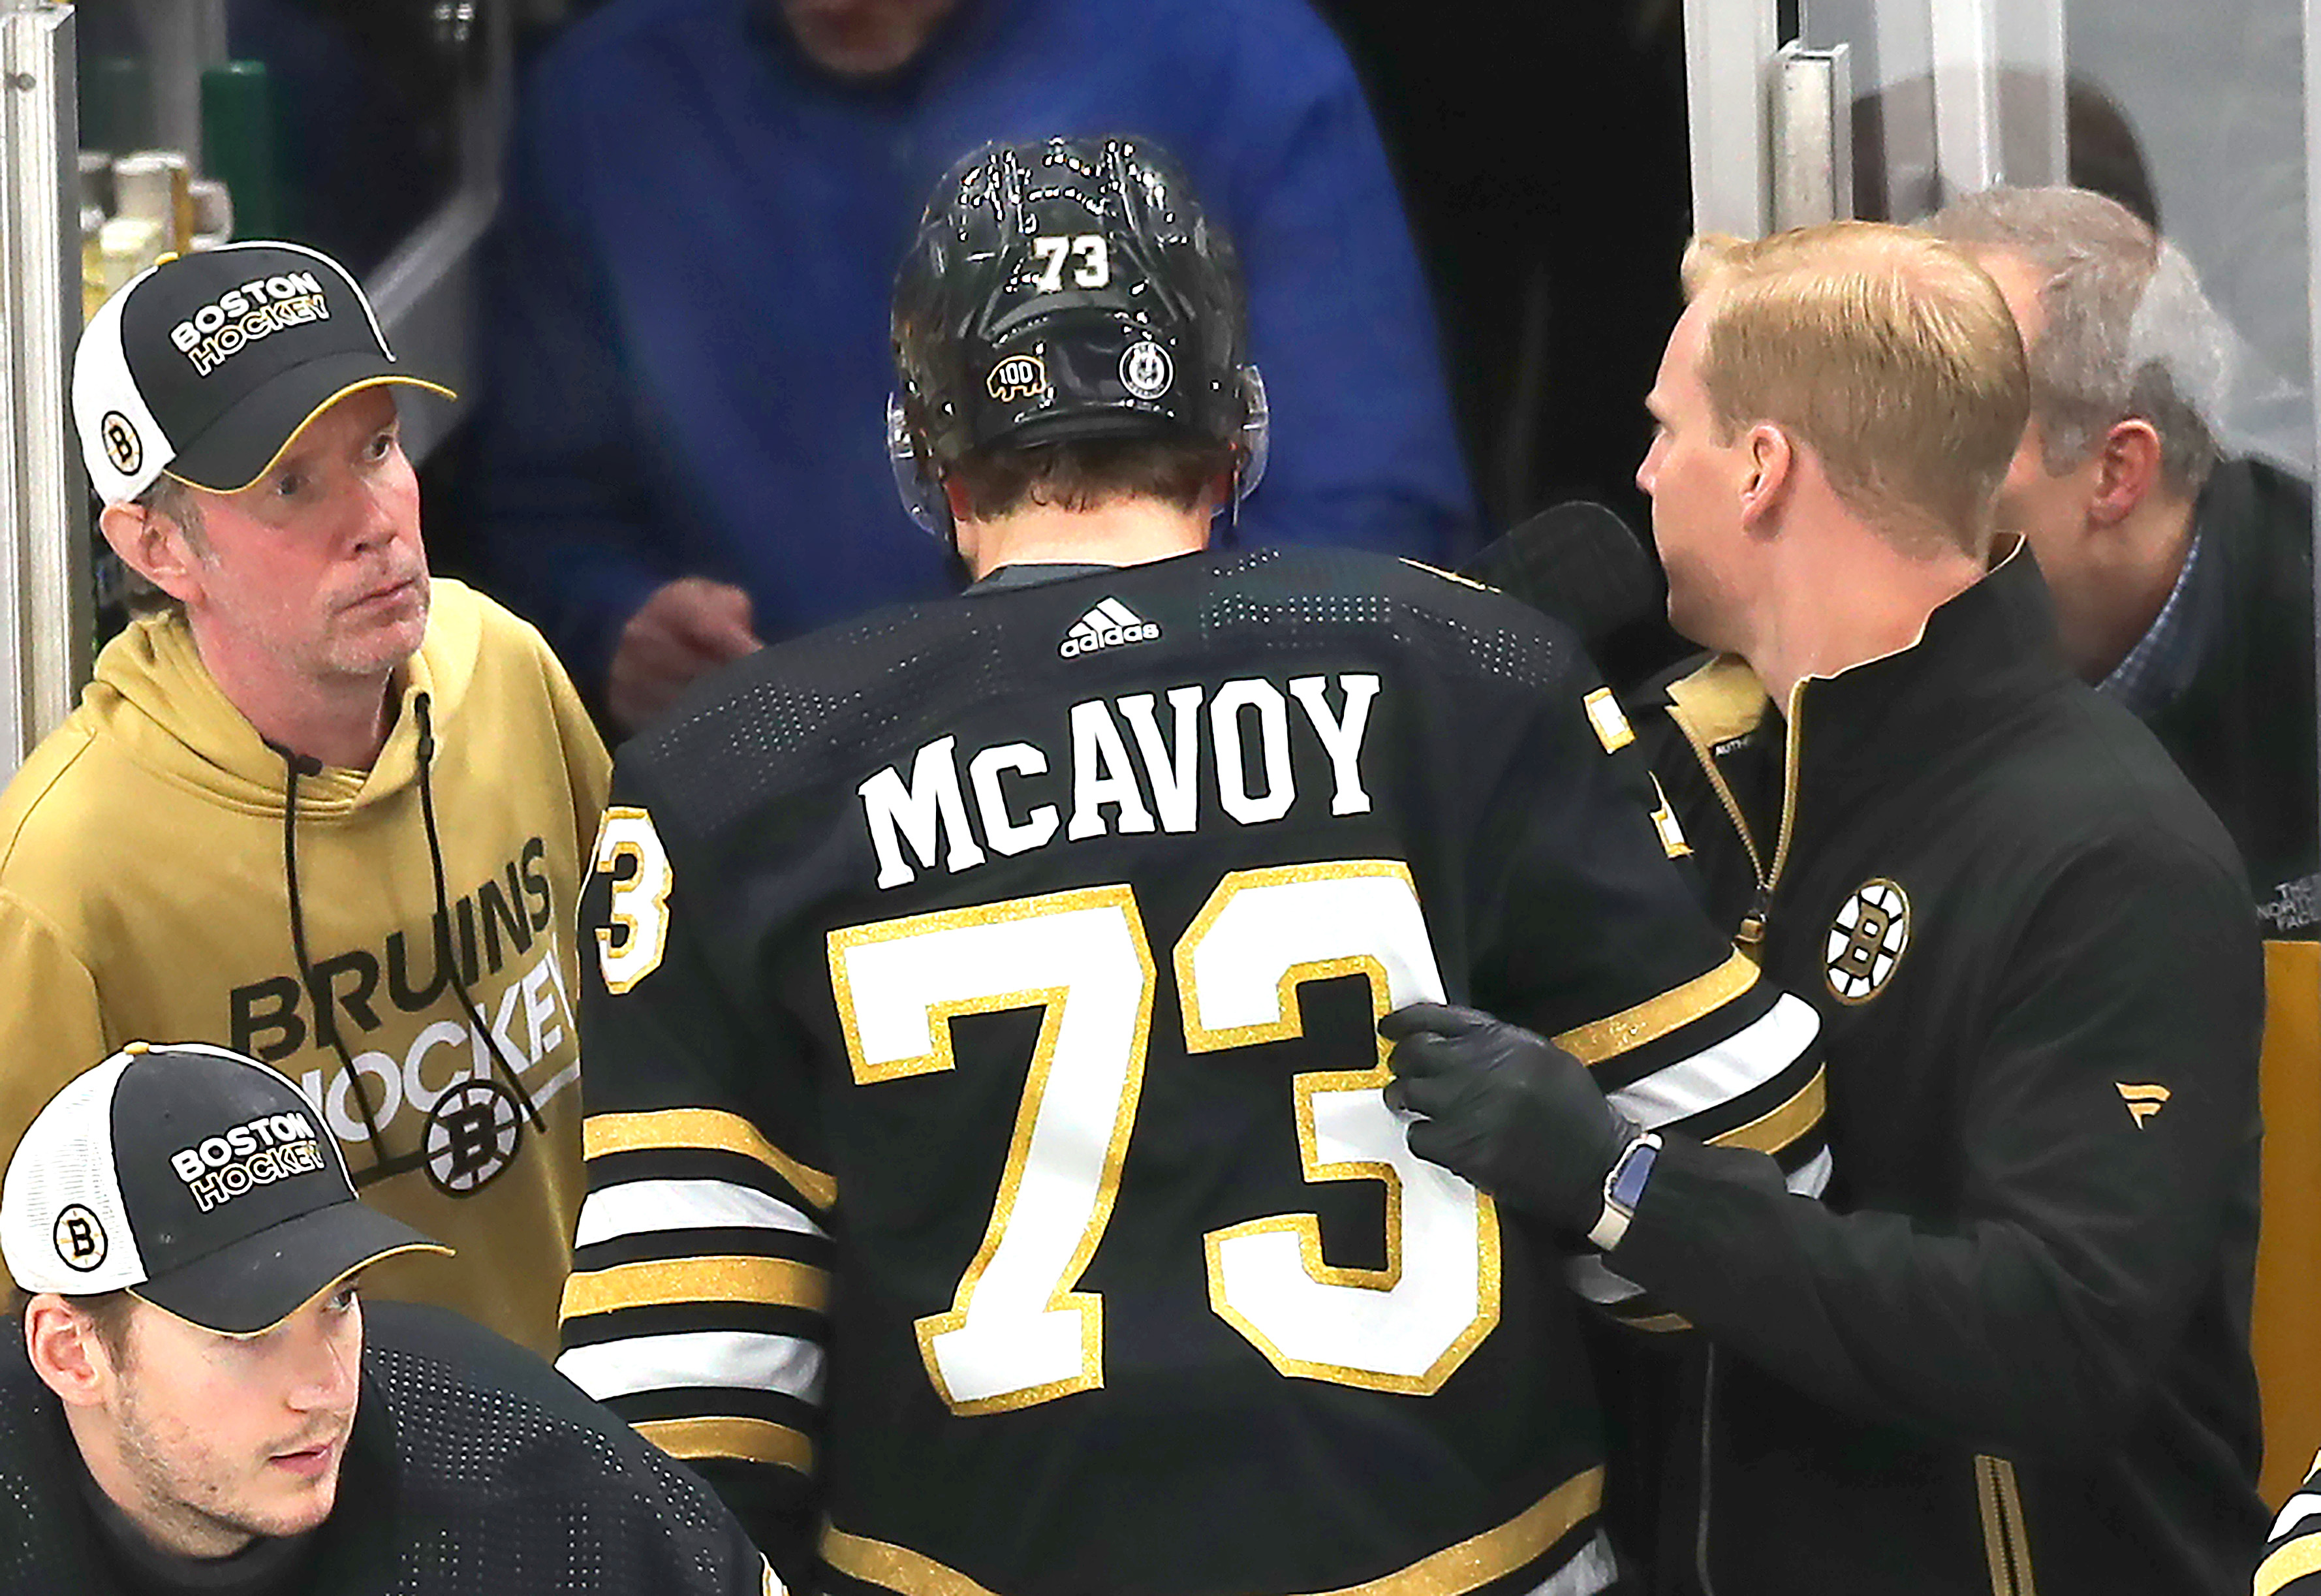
[2149,456,2318,939]
[1610,549,2267,1595]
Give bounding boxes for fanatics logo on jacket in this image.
[1826,877,1910,1003]
[1059,597,1161,658]
[2117,1082,2172,1128]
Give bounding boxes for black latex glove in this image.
[1380,1002,1638,1233]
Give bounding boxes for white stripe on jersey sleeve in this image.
[1521,1530,1617,1596]
[1566,1255,1644,1307]
[557,1329,828,1405]
[1603,994,1821,1131]
[574,1178,828,1248]
[2275,1488,2321,1541]
[1787,1144,1833,1200]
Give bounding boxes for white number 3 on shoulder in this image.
[592,806,674,994]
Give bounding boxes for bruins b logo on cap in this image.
[99,412,142,476]
[1826,877,1909,1003]
[52,1204,107,1271]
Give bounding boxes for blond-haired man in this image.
[1381,222,2267,1593]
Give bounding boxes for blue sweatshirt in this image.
[474,0,1476,695]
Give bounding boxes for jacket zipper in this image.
[1974,1455,2040,1596]
[1694,1346,1721,1596]
[1679,683,1809,1596]
[1671,680,1808,952]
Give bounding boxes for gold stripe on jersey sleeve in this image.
[637,1415,815,1473]
[820,1467,1605,1596]
[2255,1535,2321,1596]
[824,1527,1005,1596]
[584,1107,838,1211]
[1554,951,1758,1065]
[1397,557,1495,593]
[1311,1466,1602,1596]
[1707,1067,1826,1155]
[1610,1311,1694,1334]
[561,1255,832,1319]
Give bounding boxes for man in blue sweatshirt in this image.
[475,0,1474,730]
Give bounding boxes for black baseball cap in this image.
[71,240,454,505]
[0,1042,448,1336]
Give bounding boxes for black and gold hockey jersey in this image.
[2261,1456,2321,1595]
[561,547,1826,1596]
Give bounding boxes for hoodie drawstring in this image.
[272,691,548,1193]
[277,744,395,1183]
[414,693,546,1133]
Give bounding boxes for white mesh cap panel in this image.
[70,265,178,505]
[0,1048,146,1294]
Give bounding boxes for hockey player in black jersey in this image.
[0,1044,772,1595]
[560,134,1828,1596]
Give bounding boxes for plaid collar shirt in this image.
[2098,530,2211,720]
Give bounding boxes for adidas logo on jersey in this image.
[1060,598,1161,659]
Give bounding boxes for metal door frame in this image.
[0,0,91,773]
[1687,0,2068,230]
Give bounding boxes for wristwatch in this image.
[1587,1131,1663,1251]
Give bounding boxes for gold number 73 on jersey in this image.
[827,863,1500,1416]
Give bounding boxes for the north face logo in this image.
[1059,598,1160,659]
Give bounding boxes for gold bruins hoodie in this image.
[0,578,608,1354]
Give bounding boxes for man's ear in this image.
[2086,418,2164,527]
[941,479,980,567]
[24,1296,114,1409]
[98,498,204,606]
[941,479,973,525]
[1738,423,1796,534]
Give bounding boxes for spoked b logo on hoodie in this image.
[228,834,579,1195]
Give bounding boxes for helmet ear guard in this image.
[1234,364,1270,507]
[886,391,951,541]
[886,362,1268,542]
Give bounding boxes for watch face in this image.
[1610,1139,1659,1210]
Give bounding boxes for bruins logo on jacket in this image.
[1826,878,1909,1003]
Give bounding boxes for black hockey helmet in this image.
[887,133,1268,537]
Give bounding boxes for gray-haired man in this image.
[1928,184,2317,937]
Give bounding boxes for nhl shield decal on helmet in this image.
[1120,339,1174,400]
[1826,878,1909,1003]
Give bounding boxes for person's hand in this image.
[607,577,764,732]
[1380,1003,1637,1232]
